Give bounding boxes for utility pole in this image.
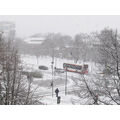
[51,48,54,97]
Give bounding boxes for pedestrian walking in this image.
[55,88,59,97]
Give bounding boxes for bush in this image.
[30,71,43,78]
[22,71,43,78]
[103,68,112,75]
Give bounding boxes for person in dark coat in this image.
[55,88,59,97]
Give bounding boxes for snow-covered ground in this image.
[21,54,98,105]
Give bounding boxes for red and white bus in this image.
[63,63,88,74]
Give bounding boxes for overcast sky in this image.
[0,15,120,38]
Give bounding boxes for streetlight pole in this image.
[51,48,54,97]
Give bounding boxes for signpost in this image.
[65,68,67,95]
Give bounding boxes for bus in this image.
[63,63,88,74]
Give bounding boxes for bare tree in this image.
[72,74,99,105]
[72,29,120,105]
[95,28,120,104]
[0,32,42,105]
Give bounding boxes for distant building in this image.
[0,21,16,41]
[24,37,46,45]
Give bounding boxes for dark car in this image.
[39,65,48,70]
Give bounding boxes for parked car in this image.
[39,65,48,70]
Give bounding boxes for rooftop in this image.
[24,37,46,44]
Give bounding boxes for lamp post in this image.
[51,48,54,97]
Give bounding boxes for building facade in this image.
[0,21,16,41]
